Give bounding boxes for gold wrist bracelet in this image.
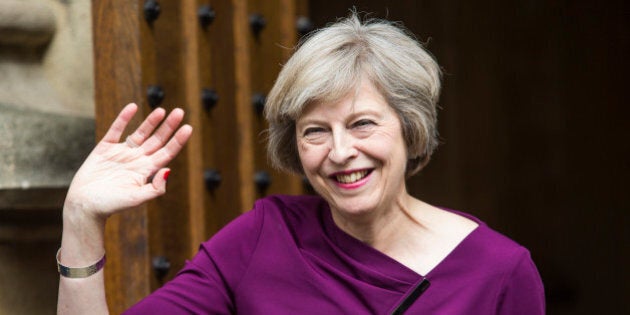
[56,248,106,278]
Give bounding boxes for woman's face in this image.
[296,80,409,219]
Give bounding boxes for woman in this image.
[57,14,544,314]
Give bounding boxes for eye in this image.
[303,127,326,137]
[352,119,375,129]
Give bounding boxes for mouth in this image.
[331,169,373,184]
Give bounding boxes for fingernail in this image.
[163,170,171,181]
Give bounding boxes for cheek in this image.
[366,131,405,156]
[297,142,327,173]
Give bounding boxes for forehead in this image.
[297,80,389,121]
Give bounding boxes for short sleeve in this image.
[496,250,546,315]
[123,205,265,314]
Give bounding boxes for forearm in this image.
[57,200,109,315]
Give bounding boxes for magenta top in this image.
[125,195,545,314]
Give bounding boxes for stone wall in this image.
[0,0,95,313]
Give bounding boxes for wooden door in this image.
[92,0,307,312]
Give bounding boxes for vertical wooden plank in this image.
[180,0,207,256]
[281,0,308,195]
[142,0,196,291]
[295,0,309,20]
[94,0,201,310]
[247,0,303,198]
[232,0,257,208]
[92,0,151,312]
[198,0,252,236]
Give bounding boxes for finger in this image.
[140,108,185,154]
[126,107,167,148]
[102,103,138,143]
[155,168,170,189]
[135,168,170,202]
[151,124,193,167]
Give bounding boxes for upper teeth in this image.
[336,171,368,183]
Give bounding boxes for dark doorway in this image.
[309,1,629,314]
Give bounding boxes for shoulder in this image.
[255,194,327,212]
[204,195,327,247]
[452,216,548,314]
[437,209,545,313]
[474,224,530,261]
[446,208,529,262]
[447,209,543,288]
[435,208,538,280]
[205,195,323,236]
[253,194,328,225]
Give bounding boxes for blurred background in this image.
[0,0,627,314]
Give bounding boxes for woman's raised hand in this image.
[64,103,193,220]
[58,103,192,315]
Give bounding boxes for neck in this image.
[331,194,428,252]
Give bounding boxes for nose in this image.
[328,129,358,164]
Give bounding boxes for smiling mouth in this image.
[333,170,372,184]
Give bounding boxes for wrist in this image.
[63,197,108,226]
[61,199,107,266]
[57,248,106,278]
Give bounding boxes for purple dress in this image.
[125,195,545,314]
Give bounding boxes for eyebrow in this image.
[298,107,384,126]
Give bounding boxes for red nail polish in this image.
[163,170,171,181]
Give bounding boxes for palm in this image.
[65,104,192,218]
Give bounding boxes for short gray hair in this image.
[265,13,442,177]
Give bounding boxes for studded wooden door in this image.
[92,0,308,312]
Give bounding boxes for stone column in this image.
[0,1,95,313]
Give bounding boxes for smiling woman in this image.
[265,15,441,178]
[295,80,410,225]
[58,12,545,315]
